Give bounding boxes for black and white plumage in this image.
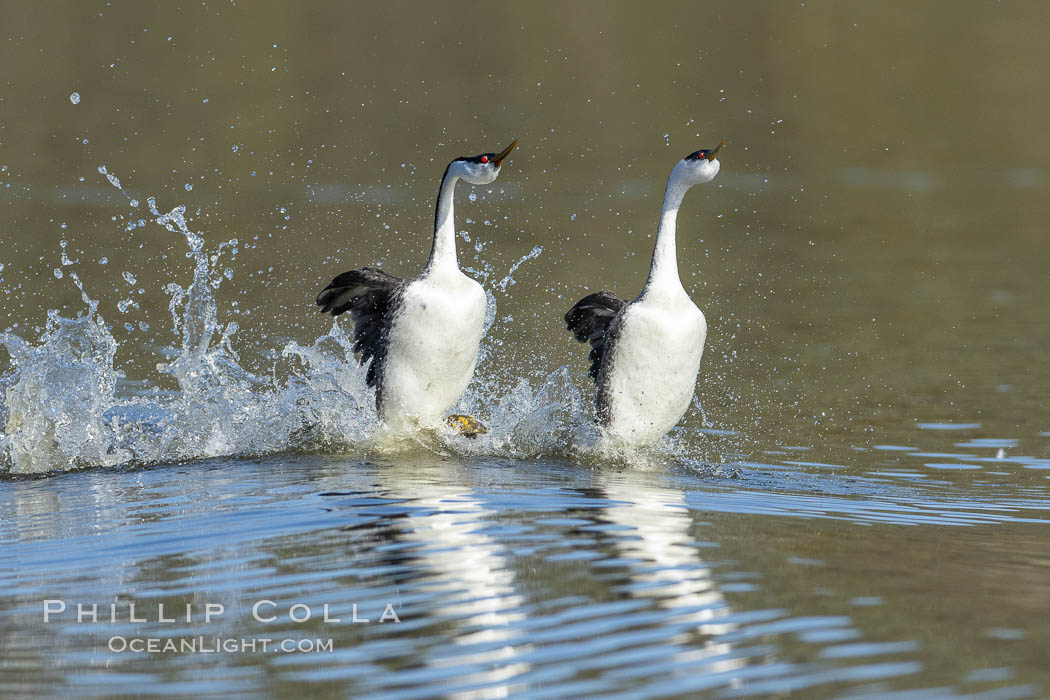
[316,267,403,389]
[316,140,517,429]
[564,290,627,381]
[565,141,724,446]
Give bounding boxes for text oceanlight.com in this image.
[108,636,334,654]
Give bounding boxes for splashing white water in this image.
[497,245,543,292]
[2,168,679,475]
[0,168,371,473]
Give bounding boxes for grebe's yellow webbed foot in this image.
[446,414,488,439]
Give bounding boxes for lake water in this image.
[1,2,1048,698]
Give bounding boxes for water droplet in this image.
[69,92,81,105]
[53,268,63,279]
[184,183,193,191]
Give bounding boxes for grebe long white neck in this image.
[427,168,460,272]
[642,141,724,298]
[645,169,690,294]
[425,140,517,274]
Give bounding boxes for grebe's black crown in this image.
[686,138,725,162]
[454,139,518,167]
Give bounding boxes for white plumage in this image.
[379,267,487,428]
[317,141,516,431]
[598,292,708,445]
[566,141,724,448]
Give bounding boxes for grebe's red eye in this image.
[481,155,488,163]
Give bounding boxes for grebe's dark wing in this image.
[316,267,403,388]
[564,290,627,382]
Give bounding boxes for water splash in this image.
[497,245,543,292]
[1,303,118,473]
[0,170,720,475]
[0,170,324,473]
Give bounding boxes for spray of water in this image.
[0,169,723,475]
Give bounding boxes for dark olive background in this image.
[1,1,1047,450]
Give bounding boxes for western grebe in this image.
[317,140,517,435]
[565,140,724,447]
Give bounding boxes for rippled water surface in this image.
[4,449,1050,698]
[2,1,1049,697]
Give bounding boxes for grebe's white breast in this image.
[379,266,487,428]
[599,290,707,446]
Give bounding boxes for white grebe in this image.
[317,140,517,434]
[565,140,724,447]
